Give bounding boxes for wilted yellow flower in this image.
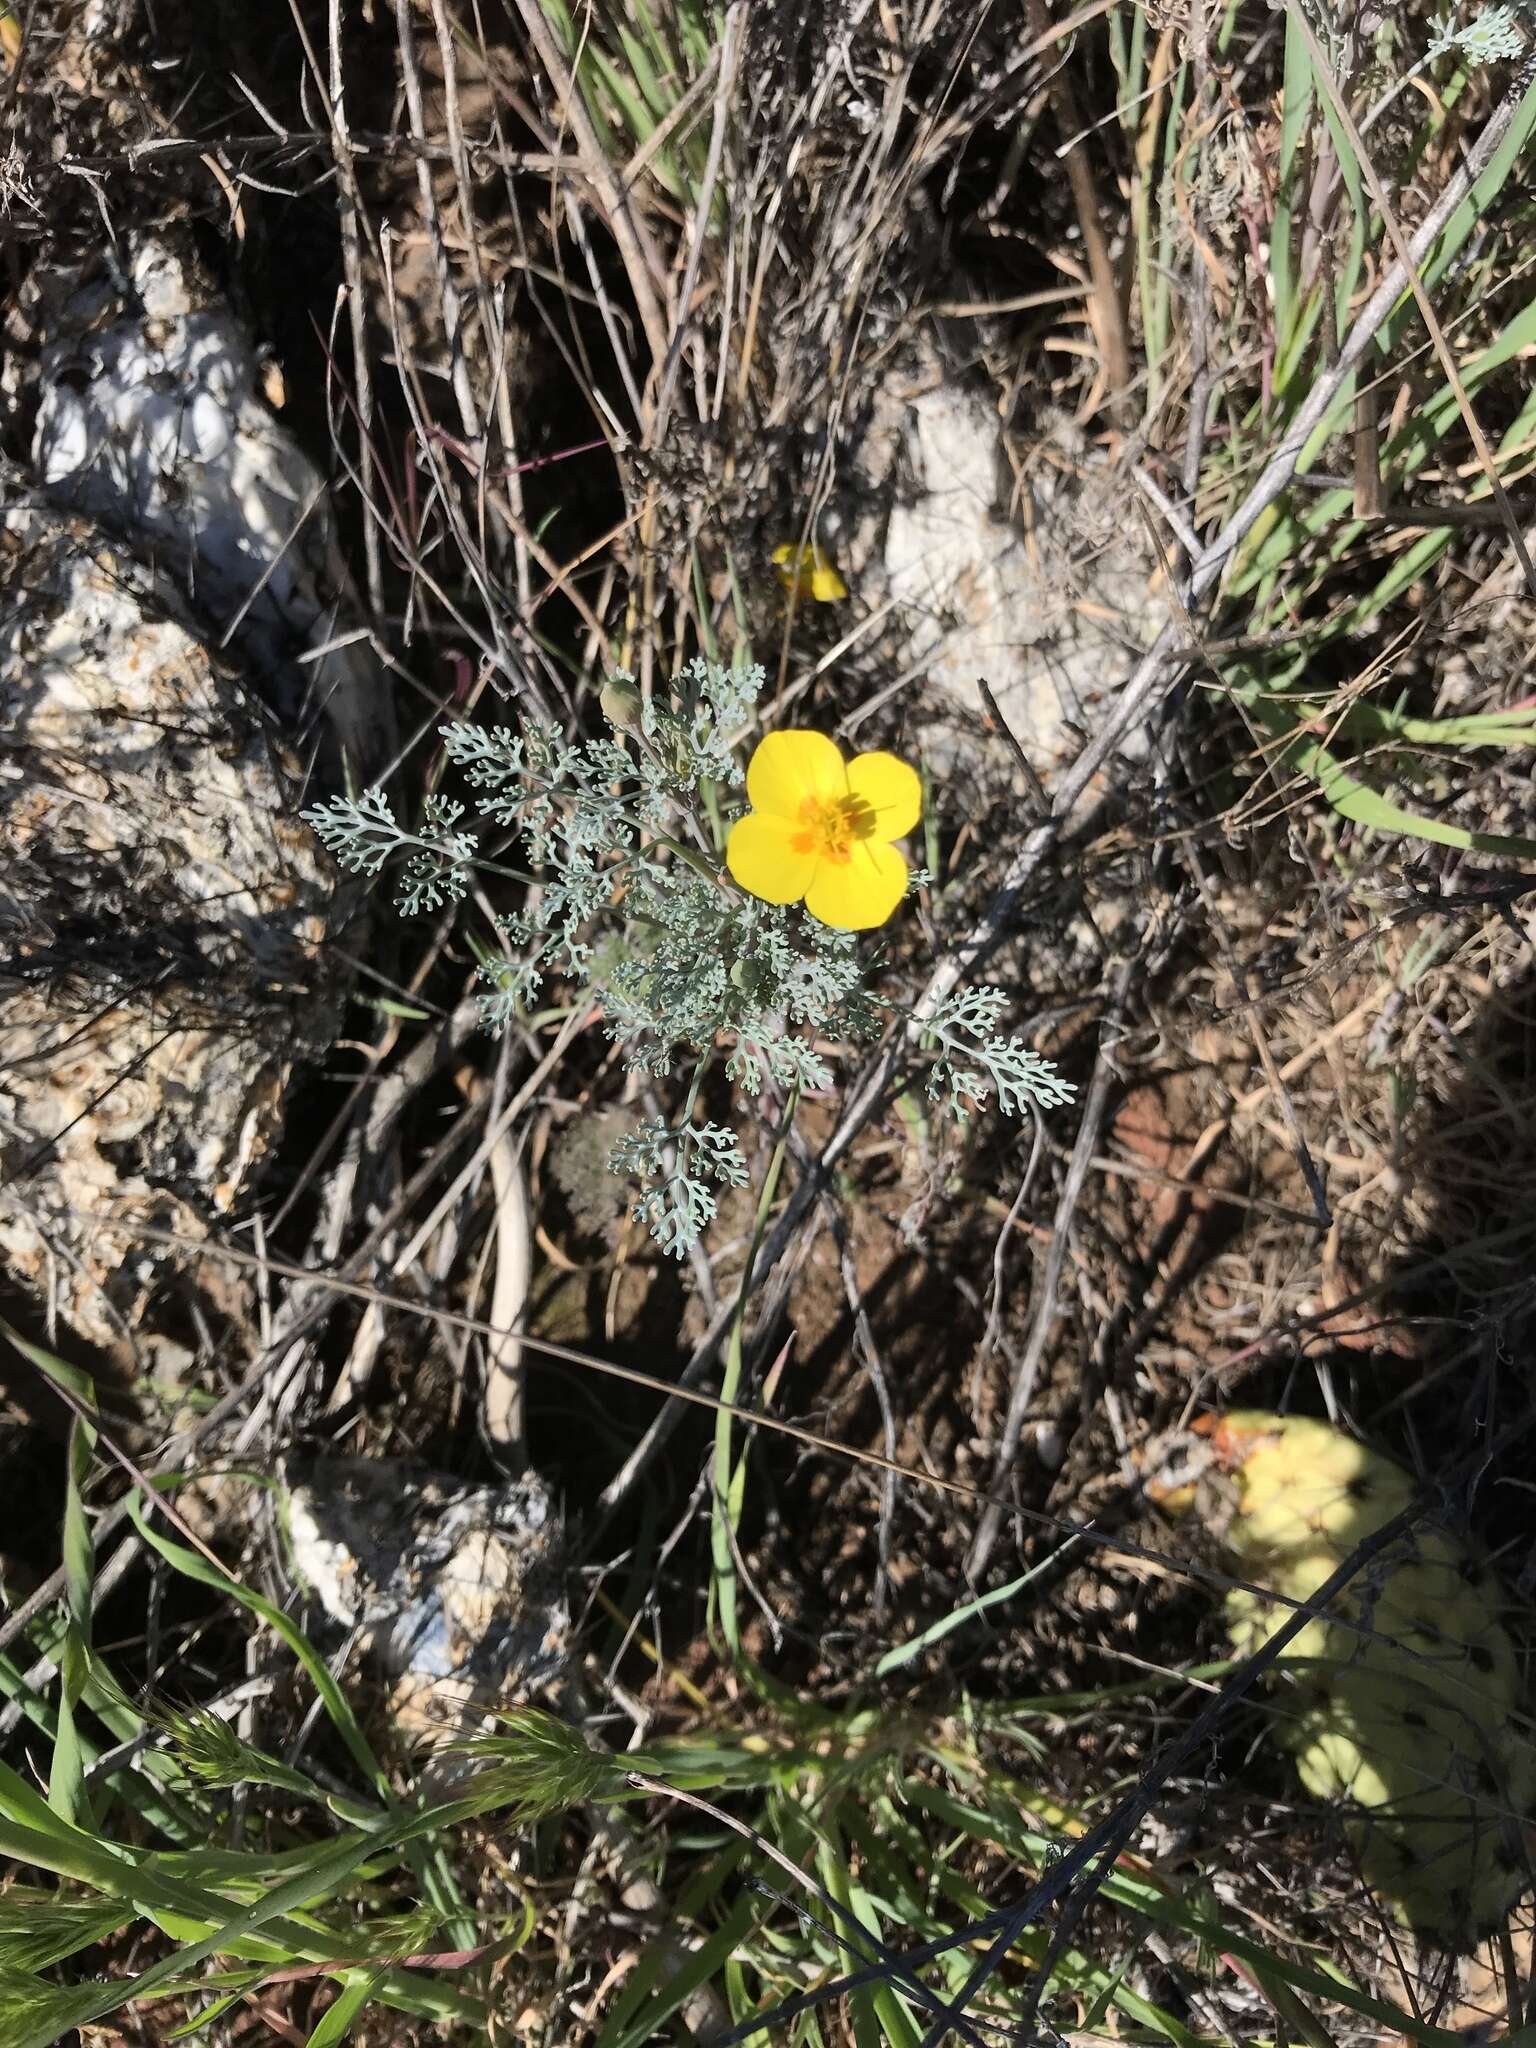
[772,540,848,603]
[725,729,920,931]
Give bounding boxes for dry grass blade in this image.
[968,958,1137,1578]
[507,0,669,364]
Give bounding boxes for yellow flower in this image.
[725,730,921,931]
[772,540,848,603]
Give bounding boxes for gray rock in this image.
[1,229,393,1358]
[0,513,339,1359]
[28,232,388,779]
[281,1458,569,1742]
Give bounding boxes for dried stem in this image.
[966,957,1135,1579]
[506,0,671,370]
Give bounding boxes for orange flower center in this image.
[789,792,876,865]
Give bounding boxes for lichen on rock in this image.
[0,513,340,1361]
[281,1457,569,1744]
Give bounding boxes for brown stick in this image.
[1027,0,1132,417]
[966,957,1136,1579]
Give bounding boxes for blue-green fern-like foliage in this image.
[1426,1,1528,60]
[303,659,1073,1255]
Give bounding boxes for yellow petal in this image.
[846,750,921,839]
[746,729,848,819]
[725,811,817,906]
[771,541,809,597]
[772,541,847,603]
[804,840,908,930]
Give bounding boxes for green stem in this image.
[650,831,730,890]
[680,1052,711,1124]
[469,855,539,884]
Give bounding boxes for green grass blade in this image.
[595,1838,751,2048]
[54,1403,98,1831]
[1244,695,1536,855]
[1270,8,1315,385]
[164,1977,264,2038]
[0,1971,111,2045]
[1416,66,1536,296]
[0,1892,132,1973]
[873,1549,1074,1676]
[817,1812,922,2048]
[605,1889,757,2048]
[304,1965,384,2045]
[124,1490,387,1798]
[1312,82,1368,340]
[0,1641,207,1840]
[614,22,673,123]
[1147,58,1189,394]
[0,1755,111,1852]
[0,1321,99,1830]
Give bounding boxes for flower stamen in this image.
[789,793,877,865]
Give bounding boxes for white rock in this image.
[283,1459,569,1742]
[30,232,390,784]
[40,393,92,482]
[187,389,234,463]
[0,514,340,1358]
[139,392,186,470]
[847,349,1164,775]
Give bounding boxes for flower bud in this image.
[600,676,644,733]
